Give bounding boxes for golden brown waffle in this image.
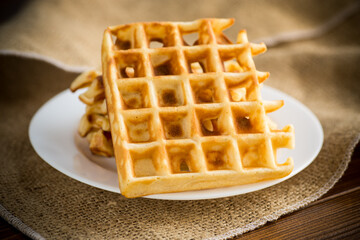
[71,67,281,158]
[99,18,294,198]
[70,71,114,157]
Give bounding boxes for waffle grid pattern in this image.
[101,19,294,197]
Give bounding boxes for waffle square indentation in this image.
[115,52,147,78]
[201,139,238,171]
[123,112,156,143]
[160,110,191,139]
[153,78,186,107]
[237,136,272,168]
[118,80,152,109]
[231,103,267,134]
[184,47,216,73]
[166,142,201,173]
[144,23,177,48]
[195,106,232,136]
[150,50,185,76]
[130,146,164,177]
[190,76,222,104]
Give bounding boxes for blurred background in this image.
[0,0,358,68]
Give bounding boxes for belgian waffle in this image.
[94,18,295,198]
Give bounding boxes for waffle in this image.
[95,18,295,198]
[70,70,114,157]
[71,68,281,158]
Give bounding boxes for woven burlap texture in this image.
[0,0,359,239]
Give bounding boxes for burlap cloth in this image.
[0,0,359,239]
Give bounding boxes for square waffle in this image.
[96,18,295,198]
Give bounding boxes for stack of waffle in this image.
[72,18,295,198]
[70,71,113,157]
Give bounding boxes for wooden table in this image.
[1,143,359,239]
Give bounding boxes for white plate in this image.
[29,86,323,200]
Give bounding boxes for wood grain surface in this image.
[1,143,359,240]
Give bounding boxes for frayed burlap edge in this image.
[0,204,45,240]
